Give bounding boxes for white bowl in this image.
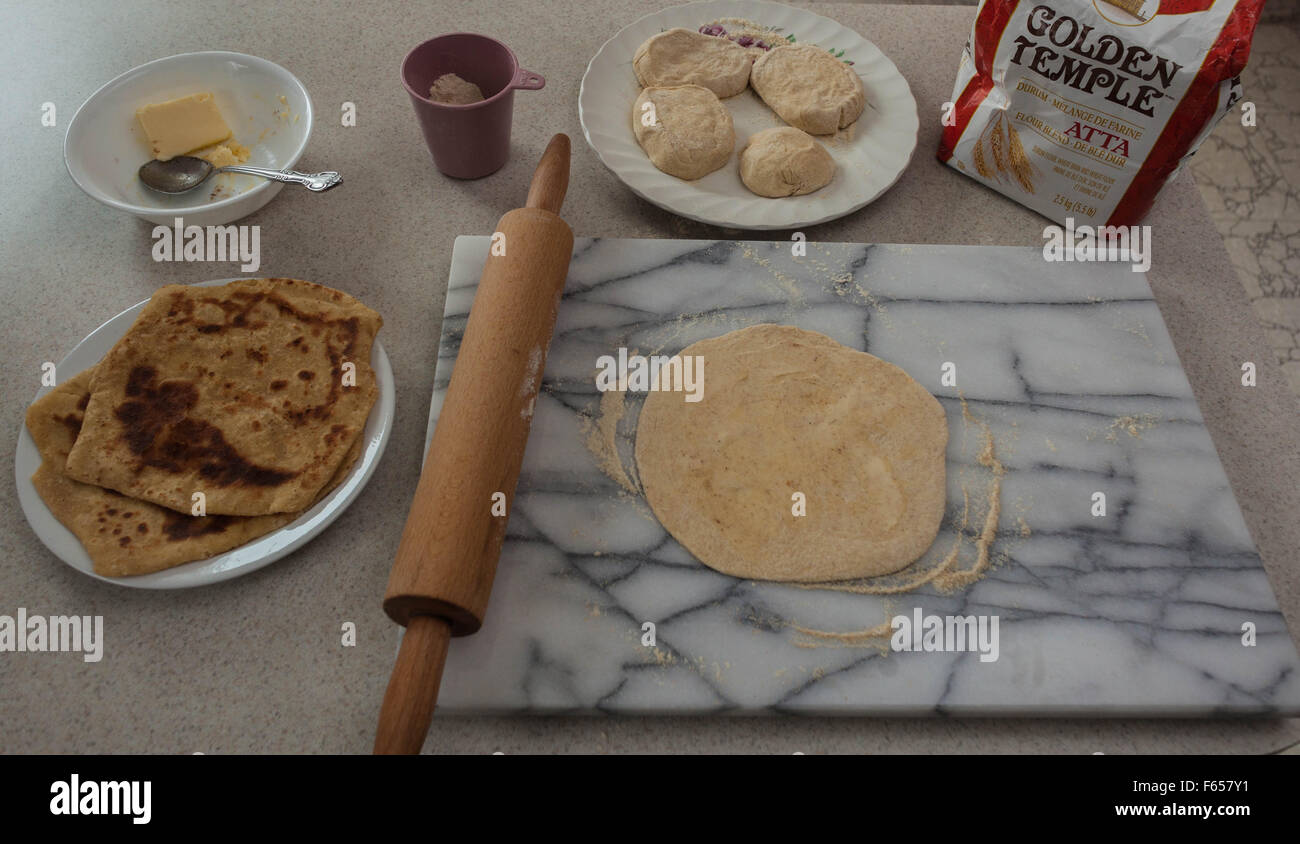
[64,51,313,226]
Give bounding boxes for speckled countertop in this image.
[1,1,1297,754]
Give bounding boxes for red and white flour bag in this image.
[937,0,1265,226]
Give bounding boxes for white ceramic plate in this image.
[13,280,394,590]
[64,51,313,226]
[578,0,919,230]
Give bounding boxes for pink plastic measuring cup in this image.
[400,33,546,179]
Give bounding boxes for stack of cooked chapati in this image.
[25,278,382,577]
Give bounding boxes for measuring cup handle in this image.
[512,67,546,91]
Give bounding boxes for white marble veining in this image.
[426,237,1300,715]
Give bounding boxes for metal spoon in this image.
[138,156,342,194]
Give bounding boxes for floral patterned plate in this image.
[579,0,919,230]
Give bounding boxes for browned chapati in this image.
[27,367,362,577]
[63,279,380,516]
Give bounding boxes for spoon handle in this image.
[215,165,342,192]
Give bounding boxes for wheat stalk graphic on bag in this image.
[970,113,1036,194]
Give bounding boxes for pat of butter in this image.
[136,93,232,161]
[194,140,251,169]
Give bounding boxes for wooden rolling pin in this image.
[375,134,574,754]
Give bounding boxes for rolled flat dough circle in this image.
[635,324,948,582]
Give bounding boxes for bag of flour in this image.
[937,0,1265,226]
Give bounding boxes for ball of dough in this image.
[633,27,753,99]
[428,72,485,105]
[635,324,948,582]
[739,127,835,197]
[750,44,866,135]
[632,85,734,181]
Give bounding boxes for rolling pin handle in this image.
[373,614,453,755]
[525,134,570,215]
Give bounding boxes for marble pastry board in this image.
[425,237,1300,715]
